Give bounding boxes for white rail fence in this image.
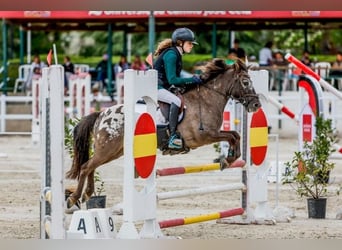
[1,90,342,138]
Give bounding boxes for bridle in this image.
[200,70,259,109]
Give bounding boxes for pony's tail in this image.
[66,112,101,180]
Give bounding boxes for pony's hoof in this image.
[66,196,77,209]
[81,193,91,203]
[219,157,228,170]
[65,200,81,214]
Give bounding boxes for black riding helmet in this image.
[171,28,199,45]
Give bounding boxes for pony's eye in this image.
[241,79,251,88]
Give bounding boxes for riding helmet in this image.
[171,27,198,45]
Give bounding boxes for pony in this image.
[65,58,261,208]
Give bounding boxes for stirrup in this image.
[168,135,182,149]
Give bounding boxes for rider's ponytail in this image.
[154,38,172,56]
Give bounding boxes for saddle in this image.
[158,86,185,119]
[156,89,189,155]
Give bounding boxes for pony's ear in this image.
[213,58,226,69]
[232,59,244,73]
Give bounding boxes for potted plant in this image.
[64,117,107,209]
[282,115,337,219]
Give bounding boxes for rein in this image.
[201,79,226,98]
[202,73,258,104]
[196,85,204,131]
[195,63,259,130]
[196,78,227,132]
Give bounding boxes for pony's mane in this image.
[200,58,247,82]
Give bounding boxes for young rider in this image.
[154,27,203,149]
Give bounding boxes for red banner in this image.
[2,11,342,19]
[302,114,313,142]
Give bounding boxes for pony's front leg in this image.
[82,171,95,203]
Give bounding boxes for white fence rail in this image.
[1,90,342,138]
[0,94,33,134]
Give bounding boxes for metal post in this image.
[2,18,8,94]
[241,108,248,211]
[211,23,217,58]
[27,23,31,63]
[107,23,113,96]
[126,33,132,63]
[148,11,155,57]
[19,26,24,65]
[123,30,128,57]
[304,22,308,52]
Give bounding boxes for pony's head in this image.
[200,58,261,112]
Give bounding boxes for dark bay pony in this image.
[66,58,261,208]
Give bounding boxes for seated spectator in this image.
[300,50,314,68]
[329,51,342,89]
[131,54,147,71]
[114,53,130,76]
[114,54,130,103]
[273,51,288,90]
[25,54,46,93]
[330,51,342,76]
[273,51,288,67]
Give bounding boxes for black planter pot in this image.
[86,195,106,209]
[307,198,327,219]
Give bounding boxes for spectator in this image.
[225,51,238,65]
[114,53,130,76]
[300,50,314,68]
[259,41,274,66]
[63,56,75,75]
[113,54,130,103]
[331,51,342,72]
[25,54,46,93]
[229,39,246,60]
[95,53,114,90]
[329,51,342,88]
[131,54,147,71]
[273,51,288,90]
[258,41,274,90]
[62,56,75,95]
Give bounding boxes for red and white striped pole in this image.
[333,144,342,154]
[268,95,297,121]
[285,53,342,100]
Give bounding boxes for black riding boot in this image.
[168,103,182,149]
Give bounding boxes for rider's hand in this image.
[192,75,203,84]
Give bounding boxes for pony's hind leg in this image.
[66,161,94,208]
[67,152,114,208]
[82,170,95,203]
